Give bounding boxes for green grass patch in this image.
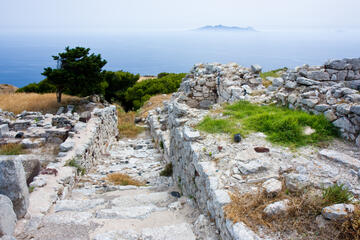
[260,68,288,87]
[160,163,173,177]
[197,101,338,147]
[323,184,353,205]
[0,143,25,155]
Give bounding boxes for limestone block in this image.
[0,195,16,237]
[296,77,320,86]
[322,204,354,221]
[0,157,29,219]
[264,199,290,217]
[262,178,282,197]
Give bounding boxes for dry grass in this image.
[224,187,357,240]
[138,94,172,119]
[106,173,144,186]
[117,107,144,139]
[0,93,82,114]
[0,84,18,94]
[0,143,26,155]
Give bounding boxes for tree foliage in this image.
[123,73,186,111]
[42,47,107,102]
[16,79,56,93]
[104,71,140,103]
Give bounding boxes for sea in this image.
[1,28,360,88]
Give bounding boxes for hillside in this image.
[0,84,18,94]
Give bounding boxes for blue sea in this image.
[1,28,360,88]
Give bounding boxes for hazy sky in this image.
[1,0,360,31]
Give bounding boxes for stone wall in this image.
[178,58,360,146]
[148,102,258,240]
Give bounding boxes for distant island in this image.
[194,25,256,32]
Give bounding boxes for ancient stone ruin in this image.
[0,58,359,240]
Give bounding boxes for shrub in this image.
[106,173,144,186]
[0,143,25,155]
[123,73,186,111]
[323,184,353,205]
[160,163,173,177]
[197,101,338,147]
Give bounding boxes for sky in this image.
[1,0,360,31]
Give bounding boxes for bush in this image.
[17,79,56,94]
[104,70,140,103]
[323,184,353,205]
[197,101,338,147]
[123,73,186,111]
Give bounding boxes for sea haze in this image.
[1,28,360,87]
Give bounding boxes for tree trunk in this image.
[56,89,62,103]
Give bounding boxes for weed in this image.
[0,143,25,155]
[323,184,353,205]
[29,186,35,193]
[66,158,86,175]
[208,152,212,157]
[160,163,173,177]
[340,204,360,240]
[106,173,144,186]
[197,101,338,147]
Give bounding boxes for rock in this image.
[199,100,213,109]
[238,160,267,175]
[0,235,16,240]
[56,107,64,115]
[319,149,360,169]
[301,98,319,108]
[262,179,282,197]
[333,117,356,133]
[303,126,316,135]
[227,221,259,240]
[314,104,331,112]
[284,173,309,192]
[29,176,46,188]
[234,134,242,143]
[52,116,73,128]
[324,110,338,121]
[170,191,181,198]
[0,157,29,219]
[79,111,91,123]
[66,105,74,114]
[264,199,290,217]
[250,64,262,74]
[336,104,351,115]
[322,204,354,221]
[183,127,200,141]
[0,124,9,137]
[74,122,87,133]
[296,77,320,86]
[21,138,44,149]
[326,59,346,70]
[272,77,284,87]
[350,105,360,115]
[307,71,330,81]
[15,132,24,139]
[254,147,269,153]
[60,139,75,152]
[0,195,16,237]
[19,155,41,185]
[285,81,297,89]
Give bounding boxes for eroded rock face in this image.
[0,194,17,237]
[0,158,29,219]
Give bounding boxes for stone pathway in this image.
[18,133,218,240]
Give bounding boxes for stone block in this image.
[0,195,16,237]
[0,157,29,219]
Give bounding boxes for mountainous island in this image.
[194,24,256,32]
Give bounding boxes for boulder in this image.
[262,179,282,197]
[0,195,16,237]
[296,77,320,86]
[322,204,354,221]
[0,157,29,219]
[307,71,330,81]
[333,117,356,133]
[325,59,346,70]
[0,124,9,137]
[264,199,290,217]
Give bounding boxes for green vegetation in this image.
[117,106,144,138]
[160,163,173,177]
[260,67,288,87]
[66,158,86,175]
[29,186,35,193]
[197,101,338,147]
[17,79,56,93]
[0,143,25,155]
[323,184,353,205]
[123,73,186,110]
[103,70,140,103]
